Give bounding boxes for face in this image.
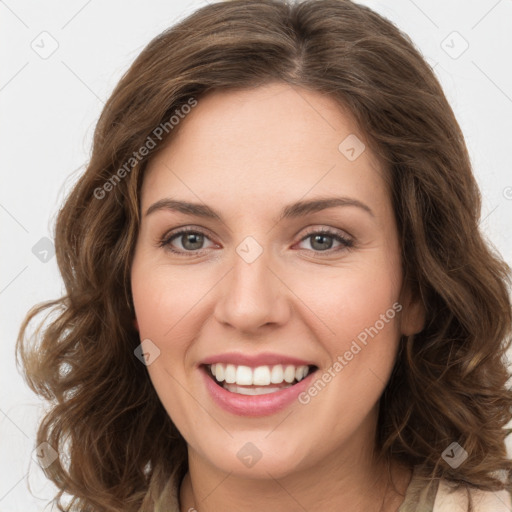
[130,82,423,479]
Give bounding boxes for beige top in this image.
[152,465,512,512]
[397,465,439,511]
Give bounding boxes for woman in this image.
[17,0,512,510]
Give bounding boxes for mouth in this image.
[203,363,319,396]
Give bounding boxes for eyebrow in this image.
[145,196,374,222]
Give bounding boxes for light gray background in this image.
[1,0,511,510]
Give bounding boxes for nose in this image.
[213,246,291,334]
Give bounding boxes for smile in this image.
[207,363,314,395]
[200,355,319,416]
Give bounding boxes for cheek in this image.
[131,260,207,337]
[322,260,402,412]
[130,260,207,431]
[131,260,220,384]
[288,250,403,415]
[286,269,402,448]
[331,270,401,347]
[293,249,402,349]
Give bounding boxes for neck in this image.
[179,436,411,512]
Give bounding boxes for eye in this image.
[159,227,216,256]
[296,228,354,253]
[158,226,354,257]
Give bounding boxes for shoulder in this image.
[434,478,512,512]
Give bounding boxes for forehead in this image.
[141,82,389,220]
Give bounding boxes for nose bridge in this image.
[213,237,290,332]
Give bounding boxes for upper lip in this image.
[201,352,316,368]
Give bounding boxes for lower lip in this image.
[201,366,316,416]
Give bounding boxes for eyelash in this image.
[158,226,354,257]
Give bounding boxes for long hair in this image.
[17,0,512,510]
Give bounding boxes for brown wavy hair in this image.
[17,0,512,510]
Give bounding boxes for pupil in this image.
[183,233,203,250]
[312,234,332,251]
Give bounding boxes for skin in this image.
[130,82,425,511]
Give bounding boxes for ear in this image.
[398,284,426,336]
[133,318,139,332]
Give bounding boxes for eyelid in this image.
[294,226,354,252]
[158,226,218,253]
[159,225,354,256]
[298,225,353,242]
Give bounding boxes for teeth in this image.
[295,366,307,381]
[283,365,296,383]
[225,364,236,384]
[253,366,271,385]
[214,363,224,382]
[270,364,284,384]
[236,365,253,385]
[210,363,311,386]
